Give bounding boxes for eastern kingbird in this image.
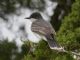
[25,12,64,51]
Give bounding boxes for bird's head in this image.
[25,12,43,20]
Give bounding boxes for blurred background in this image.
[0,0,80,60]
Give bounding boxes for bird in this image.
[25,12,64,51]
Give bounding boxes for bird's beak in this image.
[25,17,30,19]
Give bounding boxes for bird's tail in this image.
[45,34,63,51]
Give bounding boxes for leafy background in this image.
[0,0,80,60]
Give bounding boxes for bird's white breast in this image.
[25,19,41,43]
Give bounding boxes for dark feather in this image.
[45,34,60,48]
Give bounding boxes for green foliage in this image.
[0,0,45,13]
[0,40,17,60]
[57,0,80,51]
[51,0,75,31]
[0,0,16,13]
[0,0,79,60]
[23,41,74,60]
[0,40,30,60]
[0,0,31,13]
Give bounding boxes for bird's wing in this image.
[31,20,61,49]
[31,19,56,35]
[45,34,60,49]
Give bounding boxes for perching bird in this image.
[25,12,63,51]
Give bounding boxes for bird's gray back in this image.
[31,19,56,35]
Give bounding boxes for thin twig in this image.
[62,49,80,56]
